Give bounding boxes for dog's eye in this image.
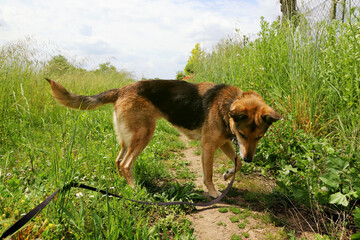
[239,132,246,139]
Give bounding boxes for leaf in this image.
[329,192,349,207]
[353,179,360,192]
[292,186,309,206]
[326,157,348,171]
[354,207,360,227]
[320,172,340,188]
[351,231,360,240]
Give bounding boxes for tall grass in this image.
[0,40,196,239]
[192,12,360,237]
[194,16,359,145]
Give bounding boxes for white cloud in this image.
[0,0,281,79]
[79,25,93,37]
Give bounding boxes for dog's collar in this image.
[231,136,240,158]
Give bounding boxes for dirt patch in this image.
[178,134,318,240]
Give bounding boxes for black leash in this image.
[1,140,239,239]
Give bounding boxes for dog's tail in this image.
[45,78,120,110]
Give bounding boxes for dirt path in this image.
[178,134,317,240]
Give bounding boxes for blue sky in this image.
[0,0,281,79]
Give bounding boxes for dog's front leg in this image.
[220,141,242,180]
[201,144,221,198]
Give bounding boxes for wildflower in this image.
[76,192,83,198]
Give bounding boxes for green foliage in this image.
[218,207,229,213]
[242,232,250,238]
[238,222,247,229]
[97,62,116,73]
[176,71,186,80]
[184,43,205,75]
[230,216,240,223]
[45,55,78,75]
[229,207,242,214]
[352,208,360,239]
[231,233,242,240]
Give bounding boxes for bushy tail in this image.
[45,78,120,110]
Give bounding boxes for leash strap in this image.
[79,156,237,207]
[1,142,239,239]
[0,188,62,240]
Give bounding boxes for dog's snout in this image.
[243,156,252,163]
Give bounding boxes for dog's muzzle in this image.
[243,156,252,163]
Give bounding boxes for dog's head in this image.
[229,91,282,162]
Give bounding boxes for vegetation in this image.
[184,43,205,76]
[0,41,198,239]
[1,6,360,239]
[190,11,360,238]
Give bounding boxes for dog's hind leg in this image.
[113,112,129,177]
[220,141,242,181]
[119,125,156,187]
[115,143,127,176]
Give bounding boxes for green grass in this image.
[0,42,197,239]
[238,222,247,229]
[2,11,360,238]
[229,216,240,223]
[218,207,229,213]
[193,16,359,153]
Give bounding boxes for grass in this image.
[229,216,240,223]
[0,42,198,239]
[238,222,246,229]
[2,10,359,238]
[218,207,229,213]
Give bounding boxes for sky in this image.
[0,0,281,79]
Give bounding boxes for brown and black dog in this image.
[46,79,282,197]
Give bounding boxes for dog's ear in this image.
[229,109,248,122]
[262,110,282,125]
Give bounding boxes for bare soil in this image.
[178,134,319,240]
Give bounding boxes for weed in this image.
[218,207,228,213]
[231,234,242,240]
[229,207,243,214]
[242,232,250,238]
[230,216,240,223]
[239,209,251,220]
[217,221,227,227]
[238,222,247,229]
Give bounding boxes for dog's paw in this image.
[223,170,234,181]
[209,190,222,198]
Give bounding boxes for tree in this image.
[184,43,205,75]
[97,62,116,73]
[176,71,185,80]
[46,55,76,75]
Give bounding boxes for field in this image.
[0,43,202,239]
[1,12,360,240]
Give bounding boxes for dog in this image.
[46,78,282,198]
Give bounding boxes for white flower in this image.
[76,192,83,198]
